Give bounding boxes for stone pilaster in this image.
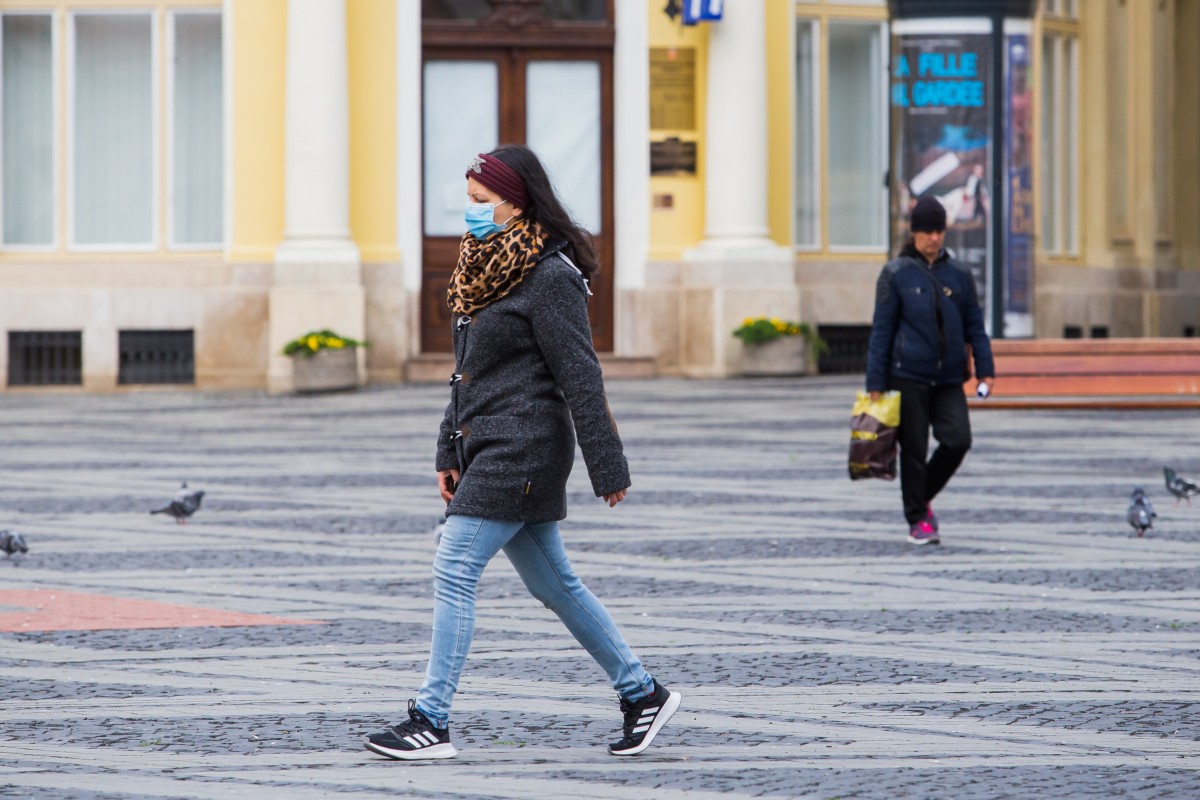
[269,0,364,392]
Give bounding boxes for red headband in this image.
[466,153,529,210]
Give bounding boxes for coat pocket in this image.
[460,415,530,480]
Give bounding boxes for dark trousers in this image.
[890,377,973,525]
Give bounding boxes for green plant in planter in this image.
[732,317,830,355]
[281,329,366,358]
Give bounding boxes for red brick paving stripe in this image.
[0,589,322,633]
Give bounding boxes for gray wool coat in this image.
[435,247,631,522]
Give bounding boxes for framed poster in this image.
[891,18,993,331]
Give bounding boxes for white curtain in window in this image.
[526,61,601,233]
[73,14,153,246]
[794,20,818,247]
[3,15,54,246]
[172,13,223,246]
[828,22,885,248]
[423,61,497,236]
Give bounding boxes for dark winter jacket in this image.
[866,244,995,392]
[436,244,630,522]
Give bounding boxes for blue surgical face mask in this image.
[465,200,512,240]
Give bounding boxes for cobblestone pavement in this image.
[1,376,1199,799]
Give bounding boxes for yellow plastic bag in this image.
[848,390,901,481]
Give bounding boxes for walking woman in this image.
[365,146,680,761]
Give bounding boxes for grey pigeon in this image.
[1164,467,1200,506]
[0,529,28,558]
[151,482,205,524]
[1126,487,1156,537]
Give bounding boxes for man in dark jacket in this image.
[866,196,995,544]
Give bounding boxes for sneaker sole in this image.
[907,535,940,545]
[364,740,457,761]
[609,690,681,756]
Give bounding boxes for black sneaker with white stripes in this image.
[609,680,681,756]
[365,700,457,760]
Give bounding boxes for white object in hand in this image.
[976,382,990,399]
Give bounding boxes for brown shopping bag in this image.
[848,390,900,481]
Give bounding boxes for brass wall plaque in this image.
[650,47,696,131]
[650,137,697,176]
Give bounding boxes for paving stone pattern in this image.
[1,377,1199,799]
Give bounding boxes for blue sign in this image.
[682,0,723,25]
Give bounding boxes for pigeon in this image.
[1164,467,1200,506]
[150,482,205,524]
[0,529,28,558]
[1126,487,1156,537]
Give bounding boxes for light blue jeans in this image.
[415,514,654,728]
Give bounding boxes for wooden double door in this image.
[420,46,615,353]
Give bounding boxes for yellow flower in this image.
[306,335,319,351]
[328,338,345,349]
[743,317,754,326]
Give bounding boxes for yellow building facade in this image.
[0,0,1196,391]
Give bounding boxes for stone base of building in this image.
[4,256,1198,392]
[1034,263,1200,339]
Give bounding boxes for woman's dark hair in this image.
[488,144,599,277]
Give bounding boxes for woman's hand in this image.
[869,391,882,401]
[438,469,461,504]
[602,488,628,508]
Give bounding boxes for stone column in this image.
[682,1,794,378]
[269,0,364,392]
[697,0,775,251]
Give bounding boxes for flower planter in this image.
[739,336,811,377]
[290,347,360,393]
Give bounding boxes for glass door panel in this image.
[525,60,601,233]
[423,60,498,236]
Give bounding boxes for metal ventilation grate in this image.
[817,325,872,375]
[118,330,195,385]
[7,331,83,386]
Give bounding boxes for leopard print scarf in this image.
[447,218,547,315]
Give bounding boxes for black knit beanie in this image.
[910,196,947,233]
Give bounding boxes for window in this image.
[827,21,886,248]
[72,12,155,248]
[793,10,888,252]
[794,19,818,248]
[422,0,609,22]
[170,11,223,247]
[1040,9,1079,254]
[1,7,222,253]
[1043,0,1078,18]
[2,14,54,247]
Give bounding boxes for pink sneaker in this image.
[907,520,940,545]
[925,505,939,532]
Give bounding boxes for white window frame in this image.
[167,7,223,251]
[826,18,889,255]
[0,9,60,252]
[793,16,821,252]
[67,8,159,253]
